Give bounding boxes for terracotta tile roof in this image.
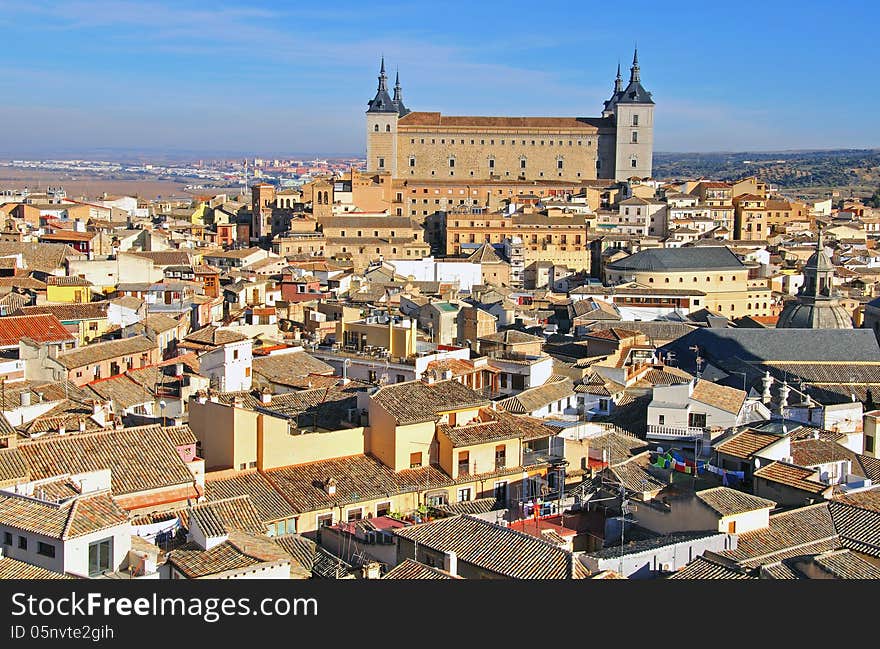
[0,242,72,273]
[252,352,334,388]
[45,275,92,286]
[129,251,193,266]
[372,379,488,425]
[39,231,97,242]
[0,556,72,579]
[188,495,266,537]
[383,558,458,579]
[205,470,296,524]
[608,456,666,494]
[164,424,196,448]
[790,438,861,469]
[398,111,602,131]
[669,555,753,579]
[715,430,781,460]
[696,487,776,517]
[585,430,647,466]
[179,325,248,350]
[55,335,156,369]
[497,377,574,414]
[271,534,317,576]
[690,379,745,414]
[142,313,180,333]
[833,486,880,513]
[393,515,585,578]
[638,367,694,386]
[478,329,544,345]
[19,424,196,496]
[0,448,29,485]
[0,314,75,347]
[587,327,642,342]
[760,561,802,579]
[722,503,839,568]
[437,408,555,448]
[264,454,452,514]
[810,549,880,579]
[167,530,290,578]
[18,301,109,321]
[828,500,880,558]
[753,461,829,495]
[86,374,154,409]
[0,490,127,540]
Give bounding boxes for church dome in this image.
[776,301,853,329]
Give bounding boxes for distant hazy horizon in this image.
[2,147,879,164]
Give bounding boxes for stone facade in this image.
[366,50,654,183]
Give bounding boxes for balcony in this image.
[646,424,707,440]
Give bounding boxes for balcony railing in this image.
[646,424,707,440]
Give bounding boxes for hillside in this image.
[653,149,880,196]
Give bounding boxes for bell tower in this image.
[366,57,400,177]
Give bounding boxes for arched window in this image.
[374,124,379,132]
[385,124,391,132]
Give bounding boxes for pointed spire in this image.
[630,46,641,83]
[392,69,409,117]
[377,57,388,92]
[614,60,623,93]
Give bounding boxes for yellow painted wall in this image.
[75,317,111,345]
[46,285,90,304]
[257,415,366,470]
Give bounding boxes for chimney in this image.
[441,369,453,381]
[260,388,272,404]
[58,425,66,436]
[323,477,337,496]
[79,419,86,433]
[175,362,184,377]
[443,550,458,577]
[19,391,31,407]
[762,371,773,405]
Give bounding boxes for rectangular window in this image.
[458,451,470,476]
[233,349,239,360]
[557,159,563,170]
[88,538,113,576]
[410,451,423,469]
[494,481,508,502]
[317,514,333,528]
[658,414,665,425]
[378,158,385,169]
[866,435,875,453]
[632,114,639,126]
[18,536,27,550]
[37,542,56,558]
[689,412,707,428]
[457,487,472,502]
[631,159,638,168]
[286,518,297,534]
[3,532,11,545]
[376,502,391,517]
[631,132,638,143]
[495,445,506,470]
[520,159,526,169]
[346,508,363,522]
[426,491,447,507]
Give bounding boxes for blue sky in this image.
[1,0,878,157]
